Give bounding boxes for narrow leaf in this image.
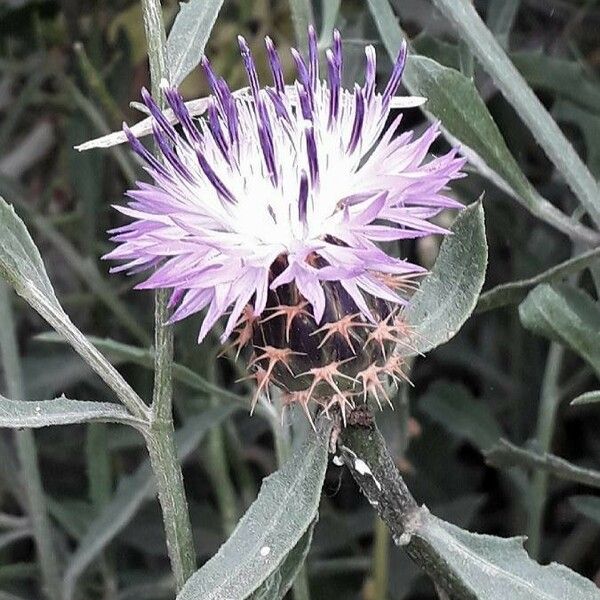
[0,196,147,419]
[166,0,224,85]
[519,284,600,377]
[431,0,600,228]
[366,0,597,245]
[176,420,331,600]
[63,404,235,600]
[477,247,600,313]
[409,512,600,599]
[404,202,487,355]
[0,395,144,429]
[485,439,600,490]
[571,391,600,406]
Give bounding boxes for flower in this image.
[106,27,465,346]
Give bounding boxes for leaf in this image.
[519,284,600,378]
[431,0,600,228]
[166,0,224,86]
[419,382,502,451]
[570,496,600,526]
[410,512,600,600]
[476,247,600,313]
[366,0,597,245]
[404,202,487,355]
[248,522,316,600]
[0,395,144,429]
[176,420,331,600]
[571,391,600,406]
[485,439,600,490]
[36,332,249,408]
[0,196,147,419]
[63,404,235,600]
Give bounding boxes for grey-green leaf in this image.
[366,0,597,245]
[248,522,316,600]
[519,284,600,377]
[0,395,143,429]
[411,512,600,599]
[419,382,502,451]
[0,196,147,419]
[404,202,487,355]
[166,0,224,85]
[176,420,331,600]
[570,495,600,526]
[571,391,600,406]
[63,404,235,600]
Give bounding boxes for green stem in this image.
[372,516,390,600]
[0,283,61,600]
[288,0,314,52]
[145,420,196,590]
[206,424,239,535]
[527,343,564,559]
[140,0,196,589]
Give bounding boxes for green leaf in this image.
[571,391,600,406]
[477,247,600,313]
[366,0,597,245]
[570,495,600,526]
[0,395,144,429]
[404,202,487,355]
[36,332,249,408]
[485,439,600,489]
[248,522,316,600]
[431,0,600,229]
[0,196,147,420]
[166,0,224,85]
[519,284,600,377]
[63,404,235,600]
[410,512,600,599]
[176,420,331,600]
[419,382,502,451]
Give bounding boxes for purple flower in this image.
[106,28,465,343]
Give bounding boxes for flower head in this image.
[106,28,465,347]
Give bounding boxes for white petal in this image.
[389,95,427,109]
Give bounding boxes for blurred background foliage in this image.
[0,0,600,599]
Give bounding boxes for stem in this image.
[206,424,239,535]
[288,0,315,52]
[140,0,196,588]
[0,283,61,600]
[527,343,564,559]
[372,517,390,600]
[145,420,196,590]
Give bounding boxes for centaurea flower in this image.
[107,28,465,420]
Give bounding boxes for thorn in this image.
[364,312,401,358]
[310,313,366,353]
[298,358,357,403]
[237,367,272,414]
[356,364,392,409]
[324,392,356,427]
[221,305,258,359]
[373,271,423,294]
[260,301,311,342]
[381,353,413,387]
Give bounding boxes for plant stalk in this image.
[527,343,564,558]
[0,283,61,600]
[140,0,196,589]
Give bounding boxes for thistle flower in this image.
[107,28,465,420]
